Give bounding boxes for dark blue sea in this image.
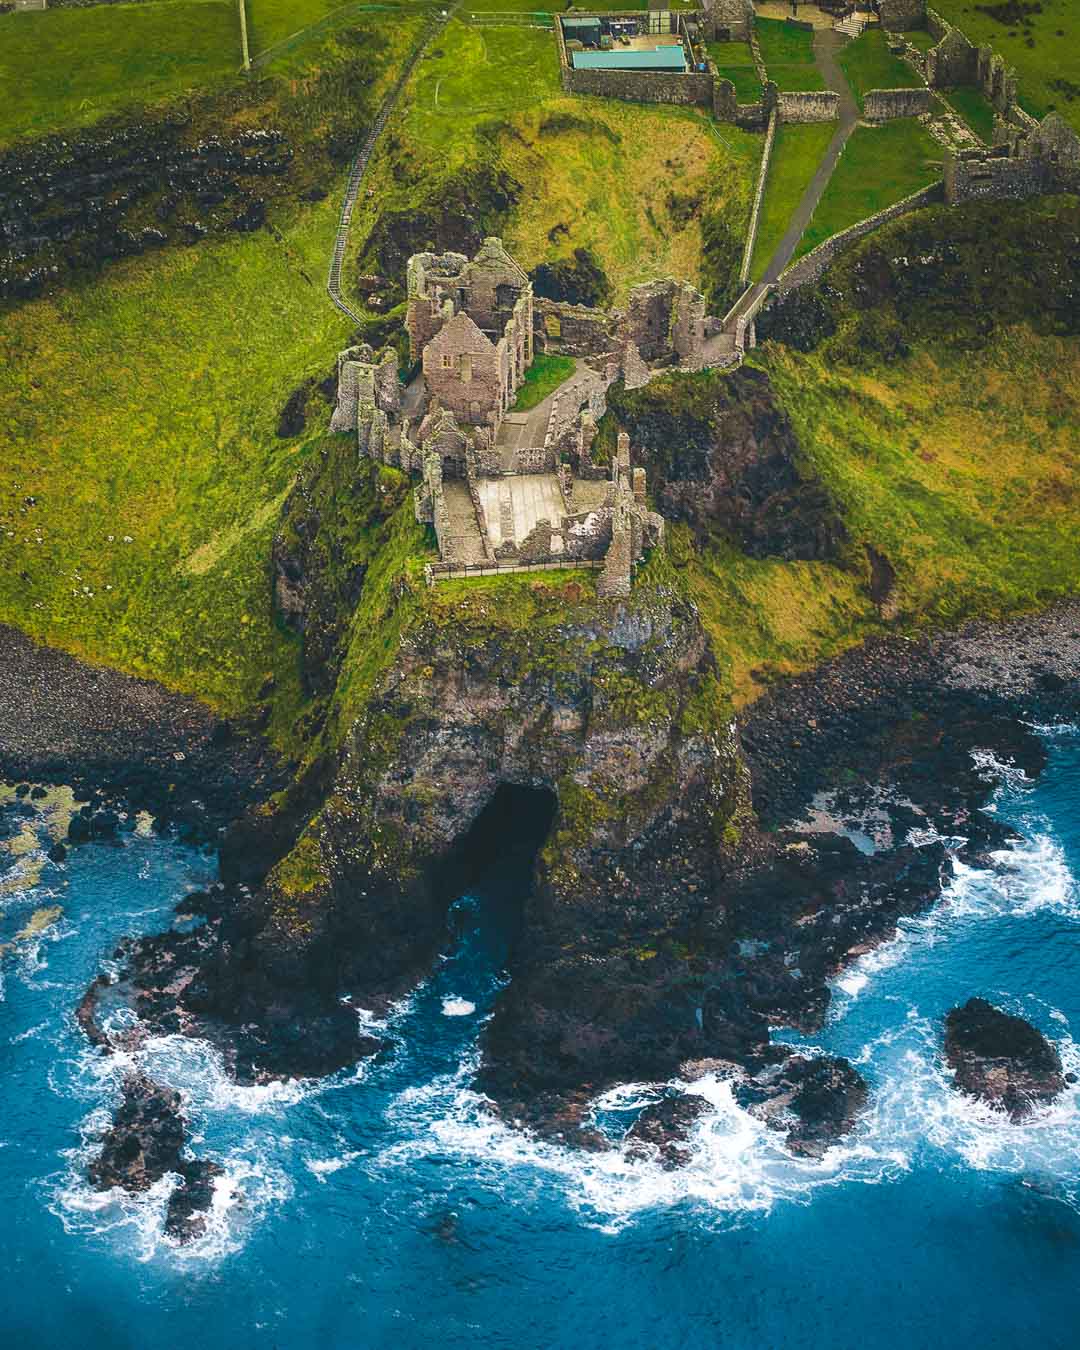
[2,723,1080,1349]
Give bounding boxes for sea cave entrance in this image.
[440,784,557,962]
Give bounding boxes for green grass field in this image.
[946,85,997,143]
[0,0,427,145]
[750,121,836,279]
[838,28,923,108]
[358,19,759,302]
[512,354,575,411]
[903,28,937,53]
[755,16,825,92]
[1,1,238,144]
[707,39,762,102]
[930,0,1080,132]
[0,199,353,728]
[796,118,941,257]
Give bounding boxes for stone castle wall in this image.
[878,0,927,32]
[775,181,944,294]
[863,87,933,121]
[777,90,841,123]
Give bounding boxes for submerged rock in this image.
[944,998,1065,1121]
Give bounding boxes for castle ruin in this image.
[332,238,694,594]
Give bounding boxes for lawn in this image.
[946,85,997,143]
[838,28,923,108]
[755,15,826,92]
[795,118,941,257]
[903,27,937,53]
[930,0,1080,133]
[750,121,836,280]
[708,39,762,102]
[513,354,575,411]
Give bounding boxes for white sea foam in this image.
[305,1151,362,1182]
[441,996,476,1017]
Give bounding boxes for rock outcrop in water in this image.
[944,998,1066,1120]
[87,1073,223,1243]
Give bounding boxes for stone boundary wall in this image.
[739,108,777,284]
[513,445,559,474]
[774,181,944,294]
[777,90,841,123]
[564,65,714,108]
[863,87,933,120]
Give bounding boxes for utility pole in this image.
[238,0,251,71]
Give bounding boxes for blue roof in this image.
[571,46,687,70]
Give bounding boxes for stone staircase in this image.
[834,13,868,38]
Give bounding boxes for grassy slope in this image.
[0,16,423,736]
[359,21,760,302]
[1,1,239,144]
[683,324,1080,707]
[796,119,941,257]
[750,121,836,279]
[838,28,922,108]
[756,16,825,93]
[930,0,1080,132]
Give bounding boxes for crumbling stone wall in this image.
[944,116,1080,203]
[863,87,933,121]
[878,0,926,32]
[777,91,841,123]
[925,26,977,89]
[622,279,706,367]
[535,298,619,357]
[701,0,753,42]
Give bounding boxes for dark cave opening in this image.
[439,784,557,956]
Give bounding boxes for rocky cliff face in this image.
[86,548,746,1101]
[604,367,847,562]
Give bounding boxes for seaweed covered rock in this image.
[604,366,846,561]
[944,998,1065,1120]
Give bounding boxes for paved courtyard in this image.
[476,474,568,551]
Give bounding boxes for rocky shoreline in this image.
[4,598,1079,1216]
[0,623,285,842]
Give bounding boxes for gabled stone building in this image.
[407,237,533,437]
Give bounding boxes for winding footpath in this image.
[327,3,461,326]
